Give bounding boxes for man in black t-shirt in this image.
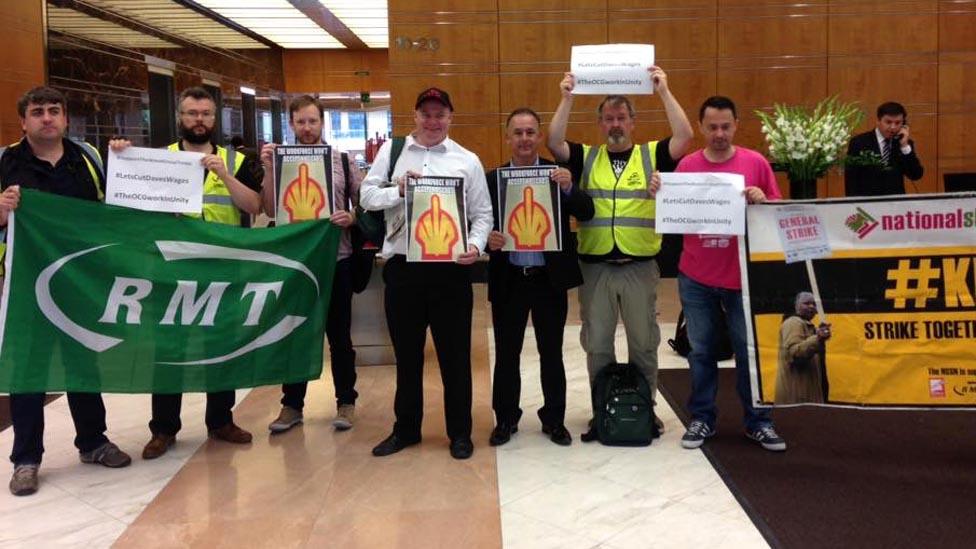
[0,86,132,497]
[546,67,693,436]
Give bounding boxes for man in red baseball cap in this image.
[414,87,454,111]
[361,86,493,460]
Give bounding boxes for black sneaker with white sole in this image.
[746,425,787,452]
[680,420,715,449]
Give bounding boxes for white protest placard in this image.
[774,204,831,264]
[570,44,655,95]
[106,146,204,214]
[656,172,746,235]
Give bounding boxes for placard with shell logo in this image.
[497,166,562,252]
[274,145,335,224]
[405,176,467,262]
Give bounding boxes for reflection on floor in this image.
[0,282,768,548]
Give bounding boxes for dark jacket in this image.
[844,130,923,197]
[0,137,104,201]
[486,158,594,302]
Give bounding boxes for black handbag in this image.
[341,152,377,294]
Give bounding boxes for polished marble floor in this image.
[0,281,768,548]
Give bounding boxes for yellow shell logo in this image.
[415,194,459,260]
[283,163,325,222]
[507,186,551,250]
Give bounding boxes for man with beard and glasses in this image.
[1,86,132,496]
[259,94,363,434]
[110,86,263,460]
[547,66,693,438]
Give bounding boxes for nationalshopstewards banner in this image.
[0,190,339,393]
[743,193,976,409]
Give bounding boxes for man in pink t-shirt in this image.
[670,96,787,452]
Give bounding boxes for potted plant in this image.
[755,97,864,199]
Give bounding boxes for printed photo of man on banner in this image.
[742,193,976,409]
[496,166,562,252]
[274,144,335,224]
[405,175,467,262]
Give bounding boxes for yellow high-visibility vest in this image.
[578,141,660,256]
[168,143,244,226]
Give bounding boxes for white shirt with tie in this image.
[874,127,912,160]
[360,134,493,259]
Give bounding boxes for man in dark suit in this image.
[844,102,924,196]
[486,108,594,446]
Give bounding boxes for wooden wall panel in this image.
[390,75,499,118]
[938,52,976,178]
[828,53,937,107]
[497,73,569,122]
[391,0,495,12]
[378,0,972,193]
[498,20,605,68]
[0,0,45,144]
[828,1,939,55]
[389,22,497,69]
[614,17,716,60]
[938,0,976,188]
[283,50,388,93]
[718,3,828,58]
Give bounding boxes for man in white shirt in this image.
[360,87,493,460]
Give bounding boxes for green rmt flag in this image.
[0,190,339,393]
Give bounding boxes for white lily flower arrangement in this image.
[755,97,864,183]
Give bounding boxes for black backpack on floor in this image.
[587,363,658,447]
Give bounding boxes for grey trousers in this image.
[578,259,661,406]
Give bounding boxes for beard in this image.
[607,128,628,147]
[297,131,320,145]
[180,122,213,144]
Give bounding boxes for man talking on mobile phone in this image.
[844,101,924,196]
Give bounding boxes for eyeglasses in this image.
[181,110,215,120]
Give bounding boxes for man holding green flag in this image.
[109,86,264,460]
[0,86,131,497]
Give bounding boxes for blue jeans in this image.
[678,274,771,432]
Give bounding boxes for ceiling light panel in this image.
[194,0,344,49]
[317,0,388,48]
[47,6,181,48]
[82,0,268,49]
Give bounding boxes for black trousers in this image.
[282,257,358,410]
[491,266,569,427]
[149,391,235,435]
[9,392,109,465]
[383,256,473,441]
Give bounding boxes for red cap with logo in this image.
[415,87,454,111]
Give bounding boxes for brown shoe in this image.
[142,433,176,460]
[332,404,355,431]
[9,464,39,496]
[209,422,253,444]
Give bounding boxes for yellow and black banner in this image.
[743,193,976,408]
